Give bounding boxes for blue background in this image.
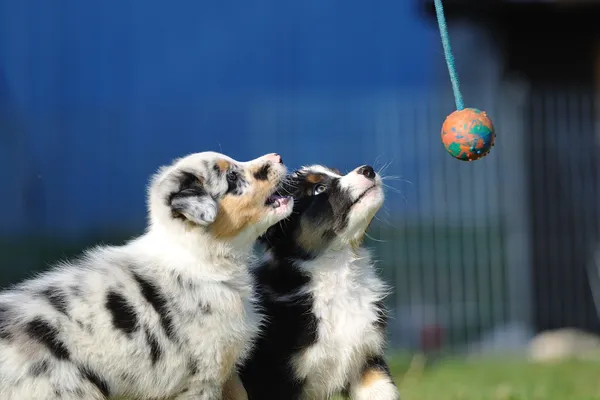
[0,0,435,235]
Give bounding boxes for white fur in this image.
[0,151,292,400]
[290,247,390,399]
[350,376,400,400]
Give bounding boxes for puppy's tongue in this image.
[268,195,290,208]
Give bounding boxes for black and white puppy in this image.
[0,151,293,400]
[240,164,400,400]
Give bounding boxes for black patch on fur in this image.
[70,286,83,297]
[188,358,199,375]
[362,354,392,378]
[25,318,70,360]
[41,287,69,317]
[120,371,135,383]
[105,291,139,335]
[131,273,176,341]
[29,360,50,376]
[199,302,212,314]
[80,366,110,397]
[239,258,318,400]
[226,168,247,195]
[167,171,209,220]
[168,171,202,203]
[0,305,12,340]
[144,328,162,365]
[340,387,350,398]
[253,164,270,181]
[175,273,196,291]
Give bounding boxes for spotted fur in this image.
[0,151,292,400]
[240,164,400,400]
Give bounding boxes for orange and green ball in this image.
[441,108,495,161]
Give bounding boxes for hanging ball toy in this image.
[441,108,495,161]
[434,0,496,161]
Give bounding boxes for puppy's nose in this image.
[266,153,283,164]
[357,165,375,180]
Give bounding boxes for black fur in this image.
[105,291,139,336]
[0,305,12,340]
[25,318,70,360]
[363,354,392,378]
[240,257,318,399]
[41,286,69,317]
[132,273,176,342]
[168,171,210,219]
[253,164,271,181]
[226,168,247,195]
[79,365,110,397]
[144,328,162,365]
[29,360,50,377]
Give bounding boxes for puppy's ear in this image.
[169,172,218,226]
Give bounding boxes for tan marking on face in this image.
[222,373,249,400]
[216,159,231,172]
[297,218,327,252]
[360,368,389,388]
[210,178,275,239]
[306,173,324,184]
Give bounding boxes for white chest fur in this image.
[291,250,388,399]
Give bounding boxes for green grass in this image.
[119,356,600,400]
[378,355,600,400]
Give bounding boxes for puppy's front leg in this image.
[349,355,400,400]
[222,372,248,400]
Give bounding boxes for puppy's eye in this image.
[227,171,238,182]
[313,184,327,195]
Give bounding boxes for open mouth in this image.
[265,194,291,209]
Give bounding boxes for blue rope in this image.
[433,0,464,111]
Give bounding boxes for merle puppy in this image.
[240,164,400,400]
[0,151,293,400]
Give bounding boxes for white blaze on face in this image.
[338,166,384,241]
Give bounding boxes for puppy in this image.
[239,164,400,400]
[0,151,293,400]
